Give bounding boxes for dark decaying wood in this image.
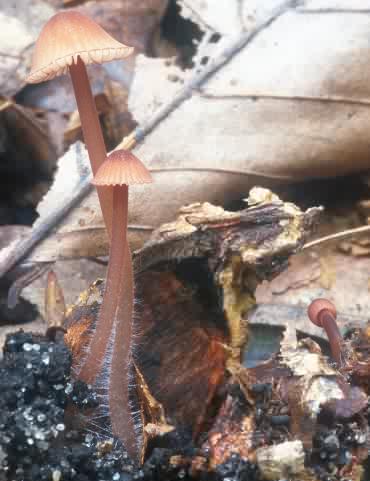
[64,188,322,444]
[63,189,370,478]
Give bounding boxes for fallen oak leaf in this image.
[132,0,370,179]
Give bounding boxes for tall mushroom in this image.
[86,149,152,461]
[27,10,133,236]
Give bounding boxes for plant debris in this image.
[2,188,370,479]
[2,2,370,479]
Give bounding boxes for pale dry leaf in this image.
[25,157,285,263]
[131,0,370,178]
[0,0,55,96]
[179,0,244,34]
[29,143,108,263]
[35,142,90,222]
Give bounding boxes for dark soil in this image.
[1,329,369,481]
[0,330,260,481]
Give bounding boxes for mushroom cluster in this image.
[27,11,152,463]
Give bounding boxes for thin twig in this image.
[303,225,370,250]
[297,8,370,14]
[199,92,370,108]
[0,0,298,280]
[150,167,293,180]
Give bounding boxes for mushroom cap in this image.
[307,298,337,328]
[27,11,133,83]
[93,150,153,186]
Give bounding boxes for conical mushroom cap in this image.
[93,150,153,186]
[27,11,133,83]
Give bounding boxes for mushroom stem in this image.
[109,239,138,462]
[77,185,128,385]
[307,299,343,366]
[77,185,138,460]
[69,56,112,236]
[318,309,343,366]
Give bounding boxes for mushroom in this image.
[27,11,133,236]
[307,298,343,366]
[81,150,152,461]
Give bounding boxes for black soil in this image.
[1,330,369,481]
[0,330,260,481]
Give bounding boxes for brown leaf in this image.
[0,100,56,207]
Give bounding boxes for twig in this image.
[303,225,370,250]
[0,0,298,280]
[150,167,293,179]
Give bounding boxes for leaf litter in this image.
[1,0,370,479]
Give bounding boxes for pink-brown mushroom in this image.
[308,298,343,366]
[78,150,152,461]
[27,10,133,236]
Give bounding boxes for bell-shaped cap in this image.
[307,298,337,328]
[27,11,133,83]
[93,150,153,186]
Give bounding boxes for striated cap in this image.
[27,11,133,83]
[93,150,153,186]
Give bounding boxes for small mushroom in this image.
[78,150,152,462]
[26,11,134,236]
[307,299,343,366]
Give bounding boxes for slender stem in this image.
[319,310,343,366]
[77,186,128,385]
[69,57,138,459]
[69,57,113,237]
[76,186,138,460]
[109,239,138,462]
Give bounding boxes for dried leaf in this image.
[131,1,370,180]
[0,0,55,96]
[0,100,56,208]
